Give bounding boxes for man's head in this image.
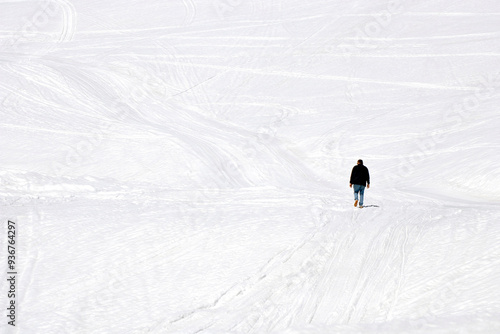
[357,159,363,165]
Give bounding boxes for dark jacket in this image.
[350,164,370,186]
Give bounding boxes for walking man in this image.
[350,159,370,208]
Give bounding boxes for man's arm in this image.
[349,167,355,187]
[366,167,370,188]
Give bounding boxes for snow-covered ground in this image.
[1,1,500,333]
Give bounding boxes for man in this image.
[349,159,370,208]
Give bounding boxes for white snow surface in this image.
[1,1,500,333]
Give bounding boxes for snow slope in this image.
[1,0,500,333]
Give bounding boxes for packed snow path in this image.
[1,1,500,333]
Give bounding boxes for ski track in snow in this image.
[1,0,500,333]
